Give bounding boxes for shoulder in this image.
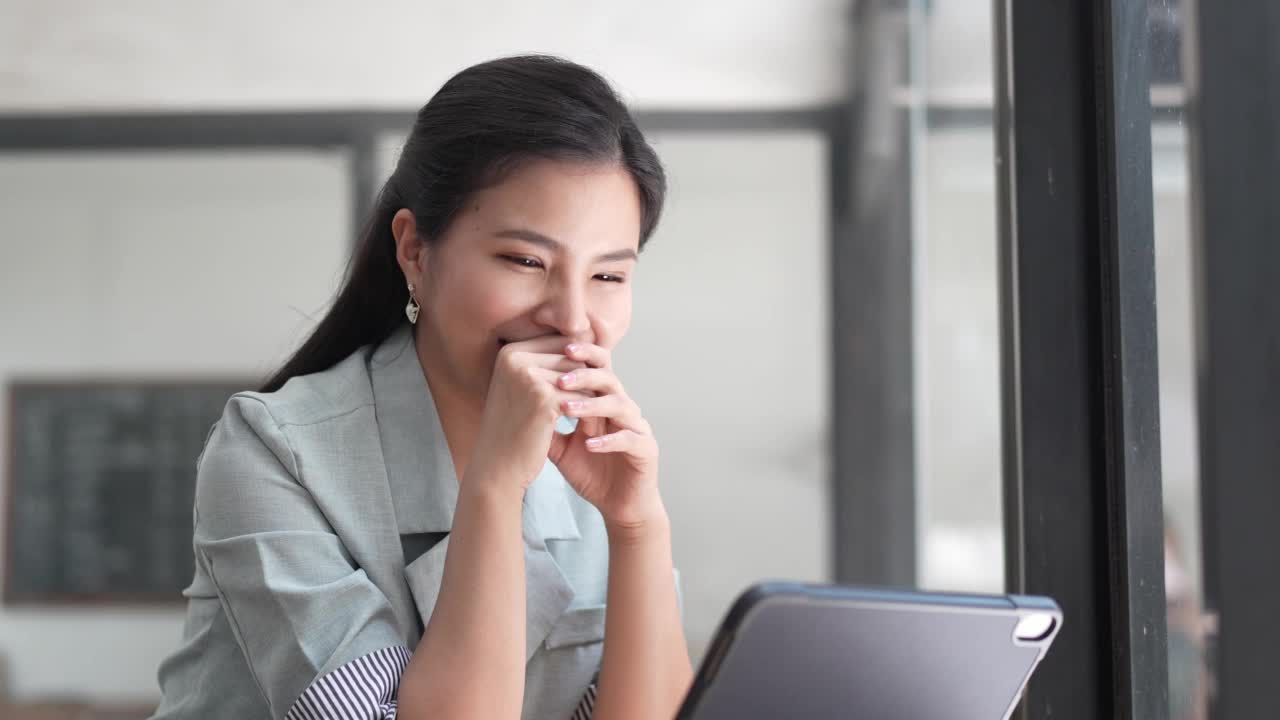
[237,347,376,429]
[199,345,379,485]
[193,345,381,537]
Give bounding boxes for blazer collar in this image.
[368,325,581,543]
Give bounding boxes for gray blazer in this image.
[152,326,618,720]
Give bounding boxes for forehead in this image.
[458,157,643,253]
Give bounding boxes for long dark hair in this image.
[260,55,666,393]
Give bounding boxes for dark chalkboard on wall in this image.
[3,380,251,604]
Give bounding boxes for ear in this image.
[392,208,426,287]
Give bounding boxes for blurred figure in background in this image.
[1165,518,1212,720]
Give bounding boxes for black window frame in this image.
[994,0,1170,718]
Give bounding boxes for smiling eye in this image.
[595,273,626,283]
[501,255,543,269]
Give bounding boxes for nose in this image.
[534,280,592,342]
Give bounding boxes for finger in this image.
[579,415,608,438]
[556,367,623,396]
[501,334,575,353]
[504,333,576,351]
[560,394,645,432]
[514,354,588,373]
[584,429,652,455]
[563,342,611,369]
[528,368,595,400]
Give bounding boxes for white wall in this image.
[1152,122,1202,589]
[629,133,833,659]
[911,1,1005,593]
[915,124,1004,593]
[0,0,848,112]
[0,151,352,702]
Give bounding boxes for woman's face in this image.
[396,158,643,401]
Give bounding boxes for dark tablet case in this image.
[676,583,1061,720]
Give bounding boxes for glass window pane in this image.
[1147,2,1212,719]
[910,0,1004,593]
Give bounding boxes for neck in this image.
[413,330,483,482]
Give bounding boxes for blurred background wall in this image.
[0,0,847,110]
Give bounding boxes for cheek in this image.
[432,268,533,338]
[461,286,520,324]
[592,291,633,347]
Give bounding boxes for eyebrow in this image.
[494,228,638,263]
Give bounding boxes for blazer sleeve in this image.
[194,395,409,720]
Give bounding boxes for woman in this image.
[152,55,692,720]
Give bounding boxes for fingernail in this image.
[560,372,575,386]
[566,343,581,354]
[586,437,604,449]
[564,399,583,411]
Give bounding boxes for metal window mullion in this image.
[996,0,1169,718]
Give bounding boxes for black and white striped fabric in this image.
[286,646,598,719]
[286,646,411,720]
[570,680,598,720]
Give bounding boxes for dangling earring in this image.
[405,282,420,325]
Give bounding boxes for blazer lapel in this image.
[369,326,458,535]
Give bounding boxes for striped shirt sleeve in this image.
[570,682,597,720]
[285,646,412,720]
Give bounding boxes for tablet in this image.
[675,582,1061,720]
